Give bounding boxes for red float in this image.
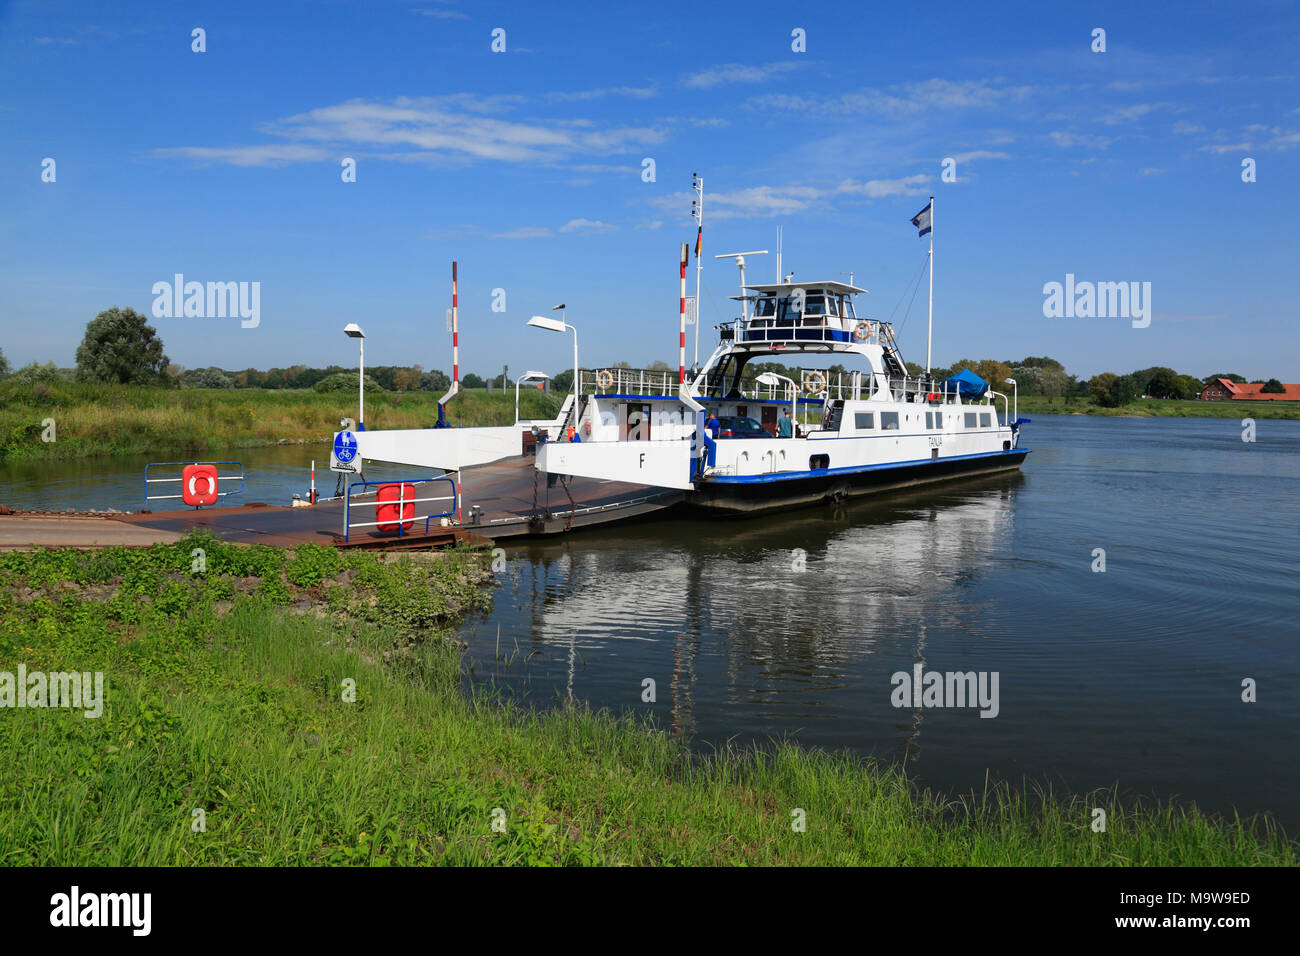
[182,464,219,507]
[375,482,416,533]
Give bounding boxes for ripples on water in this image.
[460,415,1300,829]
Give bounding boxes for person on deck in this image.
[778,409,793,438]
[706,411,721,440]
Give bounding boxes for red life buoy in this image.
[181,464,219,507]
[376,482,416,533]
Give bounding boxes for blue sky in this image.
[2,0,1298,381]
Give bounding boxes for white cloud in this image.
[153,144,333,167]
[491,226,553,239]
[650,174,930,221]
[409,7,469,20]
[159,96,666,167]
[1197,142,1251,154]
[749,78,1032,117]
[1097,103,1167,125]
[1139,167,1166,176]
[546,86,658,102]
[835,174,931,198]
[947,150,1013,163]
[683,62,800,89]
[558,218,615,234]
[1172,121,1205,134]
[1049,131,1117,150]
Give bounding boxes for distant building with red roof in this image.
[1200,377,1300,402]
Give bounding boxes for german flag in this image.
[695,226,702,260]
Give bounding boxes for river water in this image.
[461,415,1300,831]
[2,415,1297,829]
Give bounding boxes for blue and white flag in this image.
[911,200,932,237]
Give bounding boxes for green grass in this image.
[0,381,564,463]
[0,535,1293,866]
[1016,395,1300,419]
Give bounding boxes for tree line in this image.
[0,308,1288,409]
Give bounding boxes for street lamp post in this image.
[343,323,365,429]
[755,371,799,436]
[527,312,578,405]
[515,370,550,425]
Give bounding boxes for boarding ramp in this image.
[537,439,696,490]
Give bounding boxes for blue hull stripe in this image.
[704,448,1031,485]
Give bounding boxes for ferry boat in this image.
[536,202,1030,513]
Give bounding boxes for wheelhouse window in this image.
[964,413,977,428]
[979,413,991,427]
[881,412,900,430]
[777,295,803,322]
[754,296,777,318]
[855,412,874,430]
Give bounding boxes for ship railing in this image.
[144,460,245,507]
[581,367,681,397]
[343,477,458,543]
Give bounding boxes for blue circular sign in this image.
[334,430,358,464]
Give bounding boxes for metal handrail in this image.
[144,460,245,506]
[343,477,458,542]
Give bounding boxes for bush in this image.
[181,367,235,389]
[312,372,386,393]
[8,361,63,385]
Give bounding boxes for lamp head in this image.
[343,323,365,339]
[528,315,567,333]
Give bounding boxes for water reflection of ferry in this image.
[502,478,1020,738]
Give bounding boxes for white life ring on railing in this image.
[853,320,873,341]
[595,369,615,392]
[803,371,827,394]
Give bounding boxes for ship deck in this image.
[0,457,684,551]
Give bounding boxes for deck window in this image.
[964,413,977,428]
[979,413,991,427]
[881,412,900,430]
[855,412,874,430]
[754,297,777,318]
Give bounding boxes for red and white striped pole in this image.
[451,260,459,386]
[679,242,688,383]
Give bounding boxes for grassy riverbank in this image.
[1015,395,1300,419]
[0,534,1292,866]
[0,382,564,463]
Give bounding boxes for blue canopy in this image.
[942,368,989,398]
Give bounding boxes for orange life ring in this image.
[803,371,827,394]
[853,320,872,341]
[595,369,615,391]
[181,464,219,507]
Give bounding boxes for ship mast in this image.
[691,174,703,368]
